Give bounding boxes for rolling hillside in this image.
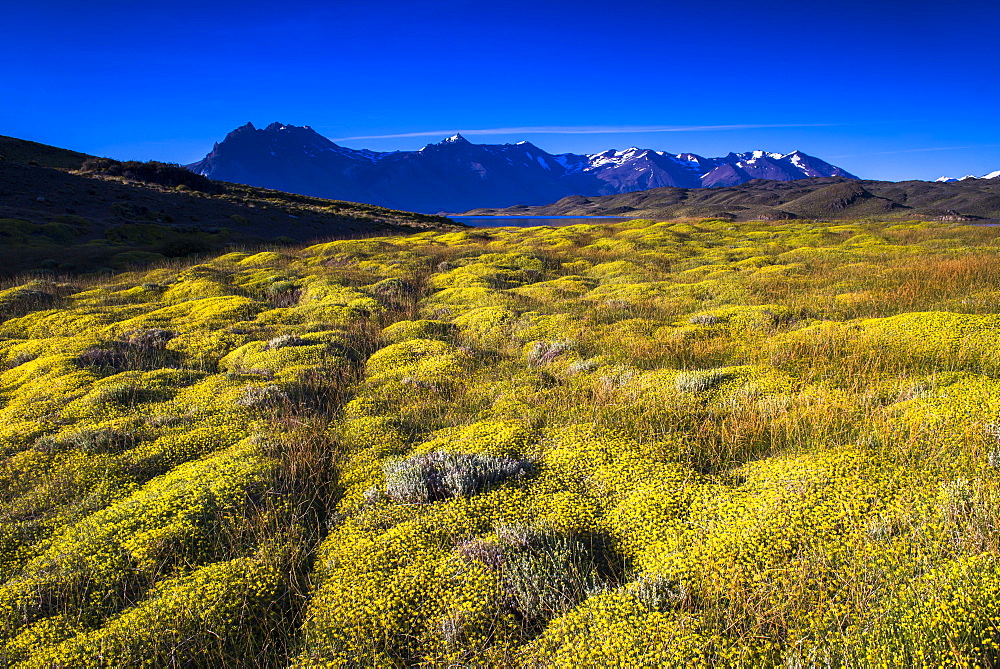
[464,177,1000,221]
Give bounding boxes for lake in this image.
[450,215,631,228]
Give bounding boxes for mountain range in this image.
[187,122,858,213]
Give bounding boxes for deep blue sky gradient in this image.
[2,0,998,181]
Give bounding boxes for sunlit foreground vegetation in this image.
[2,219,1000,666]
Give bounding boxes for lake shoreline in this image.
[449,215,633,228]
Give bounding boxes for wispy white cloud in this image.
[830,143,1000,158]
[329,123,835,142]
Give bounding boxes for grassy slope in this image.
[463,177,1000,221]
[0,160,461,275]
[1,220,1000,664]
[0,135,93,170]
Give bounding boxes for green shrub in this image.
[266,280,300,307]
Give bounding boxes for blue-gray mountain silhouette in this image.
[188,122,857,213]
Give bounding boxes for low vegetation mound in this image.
[0,218,999,664]
[79,157,222,193]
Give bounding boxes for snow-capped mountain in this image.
[934,170,1000,183]
[187,123,858,213]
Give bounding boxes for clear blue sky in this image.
[2,0,998,181]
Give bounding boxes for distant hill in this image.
[462,177,1000,221]
[0,142,462,275]
[0,134,93,169]
[187,122,858,213]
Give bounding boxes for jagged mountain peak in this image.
[512,140,546,152]
[261,122,322,134]
[223,122,327,142]
[418,134,475,152]
[745,150,786,160]
[224,122,257,140]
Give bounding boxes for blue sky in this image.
[2,0,998,181]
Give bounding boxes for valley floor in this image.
[1,219,999,665]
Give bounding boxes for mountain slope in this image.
[463,176,1000,221]
[188,123,858,213]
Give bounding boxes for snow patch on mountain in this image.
[935,170,999,182]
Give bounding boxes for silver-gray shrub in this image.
[34,427,138,455]
[492,524,618,627]
[675,369,731,393]
[263,334,307,351]
[984,422,1000,470]
[688,313,721,326]
[631,574,690,612]
[384,451,530,503]
[237,384,290,410]
[526,340,574,366]
[566,358,600,376]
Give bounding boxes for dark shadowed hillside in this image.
[0,134,94,170]
[0,155,462,275]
